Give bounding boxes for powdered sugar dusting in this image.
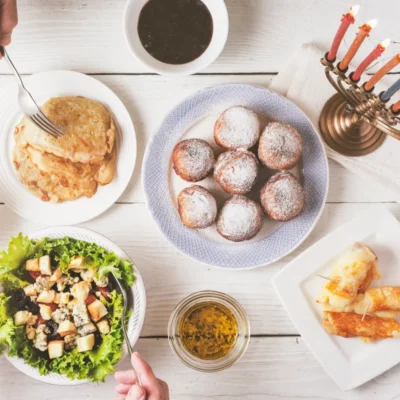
[214,150,258,194]
[173,139,214,181]
[215,106,261,150]
[261,172,305,221]
[217,196,263,242]
[259,122,302,169]
[178,186,217,229]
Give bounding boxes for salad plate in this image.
[143,83,329,269]
[0,226,146,385]
[0,70,137,225]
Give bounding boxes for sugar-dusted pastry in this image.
[214,106,261,150]
[260,171,305,221]
[258,122,302,170]
[214,150,258,195]
[177,185,217,229]
[172,139,215,182]
[216,195,263,242]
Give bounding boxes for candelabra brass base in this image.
[319,93,386,157]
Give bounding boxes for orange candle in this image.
[327,5,360,62]
[365,54,400,91]
[392,101,400,114]
[351,39,391,82]
[339,19,377,71]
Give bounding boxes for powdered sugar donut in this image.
[258,122,302,170]
[260,172,305,221]
[172,139,215,182]
[217,195,264,242]
[214,150,258,194]
[178,185,217,229]
[214,106,261,150]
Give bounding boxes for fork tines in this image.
[30,112,65,138]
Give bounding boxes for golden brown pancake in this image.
[15,97,116,164]
[12,96,118,203]
[13,146,98,203]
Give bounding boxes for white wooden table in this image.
[1,1,400,399]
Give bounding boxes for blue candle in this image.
[381,78,400,102]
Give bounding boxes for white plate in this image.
[5,226,146,385]
[272,207,400,390]
[143,84,329,269]
[0,70,136,225]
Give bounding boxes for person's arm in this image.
[115,353,169,400]
[0,0,18,46]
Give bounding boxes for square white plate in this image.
[272,206,400,391]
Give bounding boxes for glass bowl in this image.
[168,290,250,372]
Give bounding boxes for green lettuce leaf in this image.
[35,237,135,286]
[0,233,36,277]
[0,294,15,356]
[0,318,15,355]
[51,349,92,380]
[8,326,49,374]
[1,274,29,291]
[0,292,9,324]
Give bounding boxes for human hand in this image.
[115,352,169,400]
[0,0,18,46]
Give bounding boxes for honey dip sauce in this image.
[179,301,238,360]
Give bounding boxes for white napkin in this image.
[269,43,400,202]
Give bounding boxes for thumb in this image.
[126,384,146,400]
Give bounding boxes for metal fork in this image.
[111,273,144,390]
[0,46,65,138]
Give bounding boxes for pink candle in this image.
[327,5,360,62]
[351,38,391,82]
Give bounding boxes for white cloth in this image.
[269,43,400,201]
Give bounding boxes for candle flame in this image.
[351,5,360,16]
[381,38,391,49]
[367,19,378,29]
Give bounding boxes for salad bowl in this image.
[0,226,146,385]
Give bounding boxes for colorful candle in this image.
[365,54,400,91]
[381,78,400,102]
[327,5,360,62]
[339,19,377,71]
[392,101,400,114]
[351,38,391,82]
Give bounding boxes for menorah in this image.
[319,54,400,157]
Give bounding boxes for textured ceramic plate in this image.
[273,207,400,390]
[5,226,146,385]
[143,84,329,269]
[0,71,136,225]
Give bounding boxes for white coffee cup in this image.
[123,0,229,76]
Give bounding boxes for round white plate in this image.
[0,70,136,225]
[5,226,146,385]
[143,84,329,269]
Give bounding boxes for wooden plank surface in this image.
[1,0,399,74]
[2,336,400,400]
[1,0,400,398]
[0,74,397,205]
[1,202,399,337]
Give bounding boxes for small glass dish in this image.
[168,290,250,372]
